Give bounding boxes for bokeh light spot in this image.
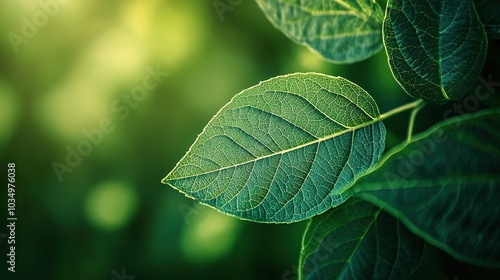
[84,180,138,231]
[181,206,241,264]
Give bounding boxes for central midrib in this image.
[167,116,382,181]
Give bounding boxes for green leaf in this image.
[255,0,384,64]
[162,73,386,223]
[384,0,488,104]
[351,110,500,267]
[299,198,424,280]
[474,0,500,39]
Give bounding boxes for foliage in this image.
[163,0,500,279]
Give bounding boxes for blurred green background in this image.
[0,0,499,279]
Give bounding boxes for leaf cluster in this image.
[163,0,500,279]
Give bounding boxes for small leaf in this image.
[255,0,384,64]
[474,0,500,39]
[384,0,488,104]
[351,110,500,267]
[300,198,424,280]
[163,73,386,223]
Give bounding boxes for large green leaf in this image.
[299,198,424,280]
[351,110,500,267]
[474,0,500,39]
[162,73,386,223]
[255,0,384,64]
[384,0,488,104]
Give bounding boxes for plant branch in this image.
[406,101,425,143]
[379,99,425,121]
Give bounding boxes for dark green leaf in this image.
[384,0,488,103]
[255,0,384,63]
[299,198,424,280]
[351,110,500,267]
[162,73,385,223]
[474,0,500,39]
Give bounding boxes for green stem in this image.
[406,101,425,143]
[379,99,425,121]
[365,99,426,172]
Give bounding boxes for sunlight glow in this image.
[84,180,138,231]
[180,207,241,263]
